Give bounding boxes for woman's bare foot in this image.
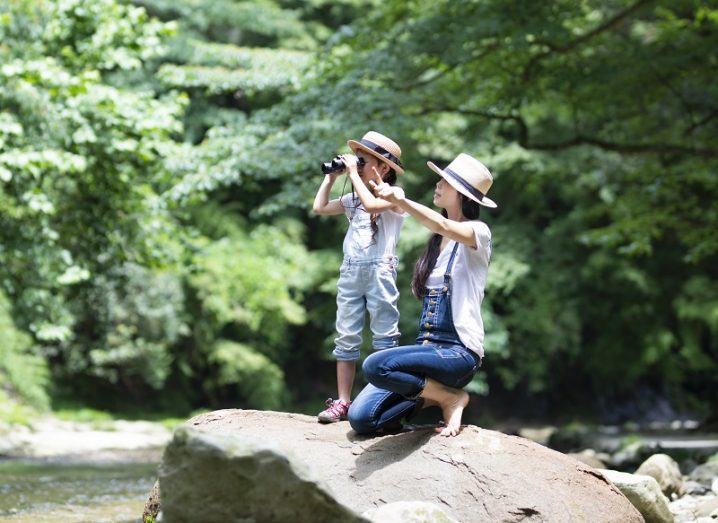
[436,389,469,436]
[419,378,470,437]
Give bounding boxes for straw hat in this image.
[427,153,497,208]
[347,131,404,174]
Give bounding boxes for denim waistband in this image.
[342,254,398,265]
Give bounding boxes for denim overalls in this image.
[333,197,402,361]
[348,242,481,433]
[417,242,467,348]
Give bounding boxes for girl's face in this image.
[357,151,387,182]
[433,177,461,209]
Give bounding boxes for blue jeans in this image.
[333,256,400,361]
[348,343,480,434]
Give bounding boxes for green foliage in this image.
[0,291,49,409]
[0,389,39,425]
[158,42,310,96]
[189,215,322,360]
[1,0,716,420]
[245,0,718,411]
[83,264,188,390]
[135,0,314,48]
[0,0,188,399]
[206,340,287,410]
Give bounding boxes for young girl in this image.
[348,153,496,437]
[312,131,406,423]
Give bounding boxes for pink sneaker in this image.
[317,398,351,423]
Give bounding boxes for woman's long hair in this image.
[369,168,397,243]
[411,194,481,298]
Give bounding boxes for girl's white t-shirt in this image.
[340,193,406,259]
[425,220,492,358]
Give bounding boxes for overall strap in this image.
[443,242,460,284]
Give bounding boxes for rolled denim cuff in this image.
[333,346,361,361]
[405,376,426,400]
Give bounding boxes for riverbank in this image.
[0,413,172,522]
[0,417,172,459]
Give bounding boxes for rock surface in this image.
[600,468,673,523]
[691,460,718,487]
[146,409,643,522]
[569,449,608,469]
[362,501,459,522]
[635,453,684,497]
[695,495,718,518]
[160,427,366,523]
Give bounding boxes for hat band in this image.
[360,139,403,169]
[444,167,486,201]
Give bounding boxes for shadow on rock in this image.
[351,427,435,481]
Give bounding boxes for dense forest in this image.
[1,0,716,423]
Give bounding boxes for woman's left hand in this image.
[369,168,405,203]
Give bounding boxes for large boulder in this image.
[670,493,711,522]
[159,427,366,523]
[695,496,718,518]
[690,459,718,487]
[569,449,608,469]
[146,409,643,522]
[635,453,684,497]
[600,468,673,523]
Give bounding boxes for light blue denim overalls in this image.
[333,195,403,361]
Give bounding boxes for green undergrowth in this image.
[0,389,39,426]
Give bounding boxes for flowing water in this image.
[0,453,159,523]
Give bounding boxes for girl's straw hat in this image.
[347,131,404,174]
[427,153,498,208]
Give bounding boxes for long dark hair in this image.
[369,168,397,243]
[411,194,481,298]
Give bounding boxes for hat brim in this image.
[347,140,404,174]
[427,161,497,208]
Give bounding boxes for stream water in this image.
[0,455,159,522]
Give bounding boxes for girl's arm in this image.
[342,155,399,213]
[312,173,345,215]
[369,173,477,248]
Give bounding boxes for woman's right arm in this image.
[370,174,478,248]
[313,173,345,215]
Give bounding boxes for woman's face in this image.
[433,177,461,209]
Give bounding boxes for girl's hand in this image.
[369,168,405,203]
[340,154,359,176]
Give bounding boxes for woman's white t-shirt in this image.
[425,221,492,358]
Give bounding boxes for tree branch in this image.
[414,106,718,157]
[522,0,654,82]
[521,135,718,157]
[398,42,500,91]
[685,109,718,136]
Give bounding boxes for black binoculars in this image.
[321,156,366,174]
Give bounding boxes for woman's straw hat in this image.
[427,153,497,208]
[347,131,404,174]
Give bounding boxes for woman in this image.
[348,153,496,437]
